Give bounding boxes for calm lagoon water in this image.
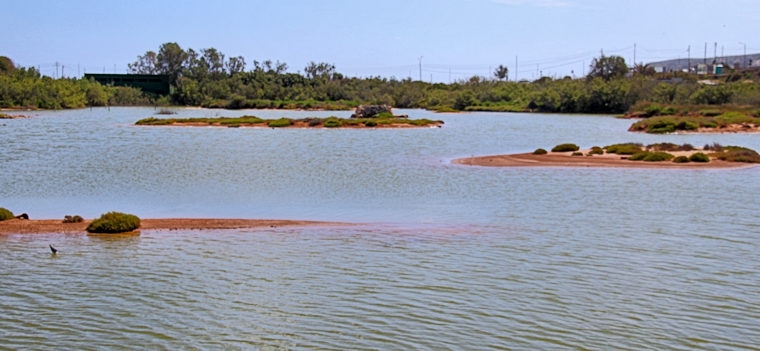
[1,107,759,349]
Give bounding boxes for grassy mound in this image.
[86,212,141,233]
[604,143,643,155]
[533,148,548,155]
[0,207,14,221]
[551,143,580,152]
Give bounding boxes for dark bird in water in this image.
[49,244,58,254]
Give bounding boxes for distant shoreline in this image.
[0,218,352,235]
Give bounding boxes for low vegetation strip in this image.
[135,116,444,128]
[627,105,760,134]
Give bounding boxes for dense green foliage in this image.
[86,212,141,233]
[0,207,14,221]
[551,143,580,152]
[628,151,675,162]
[604,143,644,155]
[533,148,548,155]
[672,156,691,163]
[4,43,760,115]
[629,109,760,134]
[689,152,710,162]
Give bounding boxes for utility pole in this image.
[687,45,691,73]
[704,42,707,65]
[418,56,423,82]
[714,42,717,63]
[515,55,518,81]
[55,61,59,79]
[634,43,637,66]
[740,42,747,68]
[61,65,64,78]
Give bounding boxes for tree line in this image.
[2,42,759,114]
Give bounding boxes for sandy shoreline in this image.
[453,151,759,169]
[0,218,351,235]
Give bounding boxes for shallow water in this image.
[1,108,759,349]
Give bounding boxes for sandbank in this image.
[0,218,350,235]
[453,150,758,169]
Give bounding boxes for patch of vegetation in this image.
[86,212,141,234]
[604,143,643,155]
[588,146,604,155]
[323,117,342,128]
[630,113,760,134]
[267,118,292,128]
[672,156,691,163]
[364,120,377,127]
[551,143,580,152]
[0,207,14,221]
[63,215,84,223]
[713,146,760,163]
[629,151,675,162]
[571,151,584,156]
[533,148,548,155]
[647,143,695,152]
[689,152,710,163]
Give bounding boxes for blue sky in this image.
[3,0,758,82]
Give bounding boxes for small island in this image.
[135,105,443,129]
[454,142,760,169]
[625,104,760,134]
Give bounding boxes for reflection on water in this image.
[1,108,760,349]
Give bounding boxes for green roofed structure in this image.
[83,73,172,95]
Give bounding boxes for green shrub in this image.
[551,143,580,152]
[689,152,710,163]
[629,151,674,162]
[716,147,760,163]
[699,109,722,117]
[644,104,663,117]
[0,207,14,221]
[267,118,292,128]
[662,106,677,115]
[86,212,141,233]
[63,215,84,223]
[375,111,394,118]
[571,151,584,156]
[364,120,378,127]
[323,118,342,128]
[672,156,691,163]
[533,148,548,155]
[588,146,604,155]
[605,143,643,155]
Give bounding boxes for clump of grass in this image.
[551,143,580,152]
[713,146,760,163]
[629,151,675,162]
[604,143,643,155]
[588,146,604,155]
[672,156,691,163]
[0,207,14,221]
[86,212,140,234]
[647,143,695,152]
[533,148,548,155]
[62,215,84,223]
[689,152,710,163]
[267,118,292,128]
[364,120,377,127]
[571,151,584,156]
[323,117,342,128]
[699,109,722,117]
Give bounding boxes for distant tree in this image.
[632,63,655,76]
[201,48,225,77]
[588,54,628,81]
[128,51,159,75]
[304,61,336,80]
[0,56,15,75]
[494,64,509,81]
[156,42,188,84]
[226,56,246,75]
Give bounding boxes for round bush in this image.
[533,148,548,155]
[588,146,604,155]
[0,207,14,221]
[323,118,342,128]
[672,156,691,163]
[571,152,584,156]
[551,143,580,152]
[637,151,674,162]
[604,143,643,155]
[267,118,292,128]
[364,120,377,127]
[688,152,710,163]
[86,212,141,233]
